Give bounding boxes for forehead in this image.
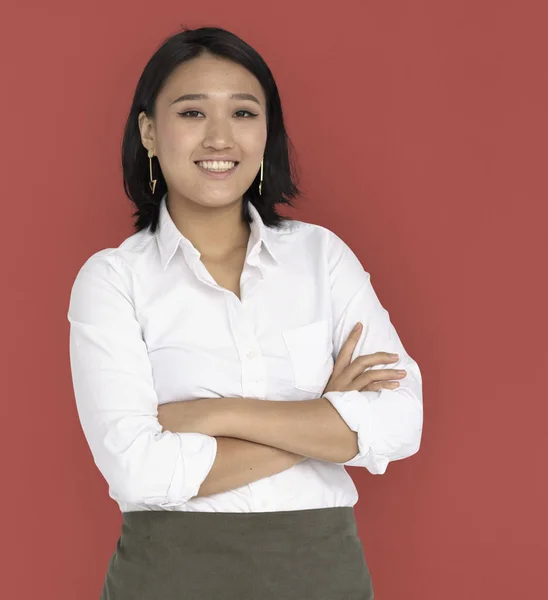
[161,54,265,104]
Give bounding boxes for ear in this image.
[138,111,155,152]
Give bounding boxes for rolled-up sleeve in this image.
[67,251,217,506]
[322,231,423,474]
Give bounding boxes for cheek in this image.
[157,131,197,182]
[240,124,267,153]
[161,125,195,159]
[236,137,266,178]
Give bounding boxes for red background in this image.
[1,1,546,598]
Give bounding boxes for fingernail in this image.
[389,353,399,358]
[353,322,362,332]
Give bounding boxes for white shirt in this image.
[68,193,423,513]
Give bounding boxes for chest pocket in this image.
[281,319,334,394]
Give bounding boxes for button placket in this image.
[226,305,266,398]
[241,347,266,398]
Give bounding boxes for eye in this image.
[178,110,204,118]
[235,110,258,118]
[177,110,258,118]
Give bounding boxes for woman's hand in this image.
[323,322,407,394]
[157,398,220,435]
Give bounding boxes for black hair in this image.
[121,25,302,233]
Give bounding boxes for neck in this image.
[166,194,251,260]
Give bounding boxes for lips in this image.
[194,161,240,178]
[194,161,240,167]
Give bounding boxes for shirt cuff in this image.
[154,432,218,507]
[323,389,377,468]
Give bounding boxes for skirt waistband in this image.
[121,506,358,547]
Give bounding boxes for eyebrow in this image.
[169,93,262,106]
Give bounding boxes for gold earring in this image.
[148,149,157,194]
[259,158,264,196]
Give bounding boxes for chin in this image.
[195,194,244,209]
[176,199,235,213]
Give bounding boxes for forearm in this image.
[196,436,307,498]
[218,398,359,464]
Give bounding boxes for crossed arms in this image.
[157,396,360,497]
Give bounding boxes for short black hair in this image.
[121,25,302,233]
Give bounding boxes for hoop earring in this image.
[259,158,264,196]
[148,149,157,194]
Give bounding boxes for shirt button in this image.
[246,350,256,359]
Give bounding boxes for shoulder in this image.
[271,216,356,259]
[73,227,155,276]
[69,227,156,298]
[266,214,329,243]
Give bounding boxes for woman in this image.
[68,25,423,600]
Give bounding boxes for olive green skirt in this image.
[101,506,374,599]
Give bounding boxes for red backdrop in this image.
[1,1,546,598]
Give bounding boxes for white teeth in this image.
[197,160,236,172]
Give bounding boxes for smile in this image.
[194,161,239,179]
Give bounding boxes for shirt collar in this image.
[155,192,281,271]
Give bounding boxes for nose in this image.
[202,117,235,150]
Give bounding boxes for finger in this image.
[353,368,406,389]
[344,351,400,380]
[332,322,363,375]
[360,380,400,392]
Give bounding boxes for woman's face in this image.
[138,54,268,210]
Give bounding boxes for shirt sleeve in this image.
[322,230,423,474]
[67,250,218,506]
